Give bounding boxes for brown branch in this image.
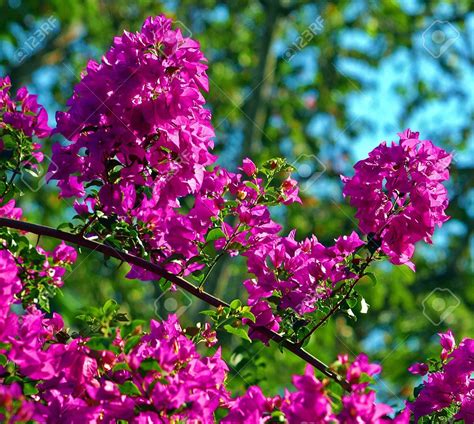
[0,217,351,391]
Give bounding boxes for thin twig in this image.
[299,253,376,345]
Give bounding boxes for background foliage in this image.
[1,0,472,408]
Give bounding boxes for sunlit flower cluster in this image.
[408,330,474,422]
[49,16,214,206]
[342,129,451,270]
[0,76,50,142]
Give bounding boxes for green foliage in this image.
[0,229,66,312]
[201,300,255,343]
[1,0,471,406]
[77,299,129,337]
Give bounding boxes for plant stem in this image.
[0,217,351,391]
[299,253,376,345]
[198,251,223,290]
[299,277,361,345]
[198,222,242,290]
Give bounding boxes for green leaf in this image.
[0,342,10,350]
[158,279,172,291]
[292,319,307,332]
[185,326,200,337]
[230,299,242,310]
[115,313,129,322]
[2,134,16,149]
[119,381,141,396]
[4,375,22,384]
[267,295,282,305]
[120,319,146,339]
[103,299,119,316]
[124,335,141,353]
[241,311,256,322]
[346,296,358,308]
[206,228,225,242]
[224,324,251,342]
[414,383,424,398]
[112,362,131,372]
[0,354,7,366]
[316,305,330,316]
[364,272,377,286]
[23,382,39,396]
[200,310,217,318]
[24,167,40,178]
[57,222,74,231]
[244,181,260,192]
[86,336,112,350]
[270,411,286,422]
[139,358,163,372]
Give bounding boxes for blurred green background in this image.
[1,0,472,409]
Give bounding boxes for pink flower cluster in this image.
[408,330,474,422]
[123,162,287,278]
[0,76,51,143]
[0,383,34,423]
[1,248,230,421]
[0,249,22,341]
[0,239,402,423]
[224,354,411,423]
[243,231,365,341]
[0,76,50,181]
[49,15,214,207]
[3,311,229,422]
[342,129,451,270]
[0,238,472,423]
[47,16,293,279]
